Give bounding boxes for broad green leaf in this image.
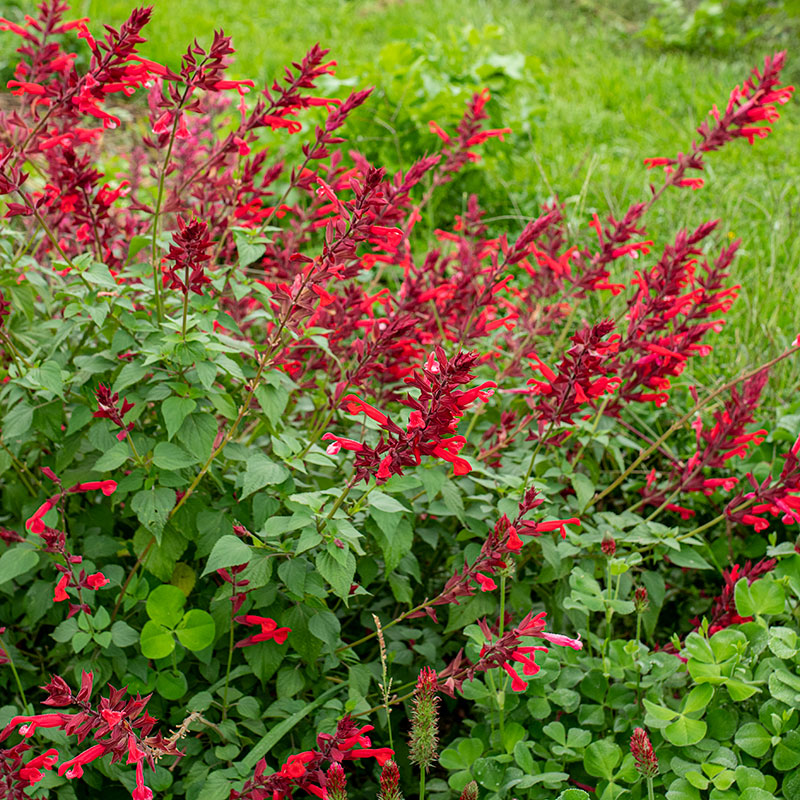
[111,621,139,648]
[94,441,130,471]
[769,626,798,659]
[735,722,771,757]
[664,716,706,747]
[4,403,33,438]
[308,610,341,646]
[583,739,622,780]
[152,441,198,470]
[682,684,714,714]
[162,396,197,441]
[175,609,216,651]
[146,584,186,627]
[202,535,252,576]
[0,547,38,587]
[131,487,175,539]
[316,549,356,600]
[571,473,594,511]
[240,454,289,499]
[139,620,175,659]
[156,670,188,700]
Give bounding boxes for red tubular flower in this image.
[234,615,291,647]
[16,748,59,784]
[53,574,70,602]
[132,758,153,800]
[85,572,109,590]
[58,743,107,779]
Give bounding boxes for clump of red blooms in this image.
[0,671,179,800]
[323,348,496,483]
[438,610,582,696]
[630,727,659,779]
[0,4,798,799]
[24,469,114,614]
[230,716,393,800]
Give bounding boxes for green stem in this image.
[647,776,655,800]
[222,604,235,721]
[419,768,426,800]
[0,631,31,713]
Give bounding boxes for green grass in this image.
[3,0,800,407]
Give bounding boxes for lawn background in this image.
[2,0,799,408]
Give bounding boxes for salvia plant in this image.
[0,2,800,800]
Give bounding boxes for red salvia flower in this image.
[94,383,135,441]
[163,216,213,296]
[233,615,291,647]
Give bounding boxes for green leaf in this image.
[0,547,38,587]
[240,454,289,500]
[176,609,216,651]
[735,722,771,757]
[146,584,186,627]
[669,546,712,570]
[682,684,714,714]
[131,487,176,539]
[664,716,707,747]
[111,621,139,648]
[202,535,252,576]
[153,441,198,470]
[94,441,130,471]
[369,490,408,513]
[775,731,800,772]
[162,397,197,441]
[3,403,33,438]
[242,685,342,769]
[557,792,590,800]
[234,230,266,268]
[177,412,217,463]
[139,620,175,659]
[571,473,594,511]
[583,739,622,780]
[316,549,356,600]
[156,670,188,700]
[769,626,798,659]
[308,610,341,646]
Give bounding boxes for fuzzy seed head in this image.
[408,666,439,771]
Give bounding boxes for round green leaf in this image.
[584,738,622,780]
[735,722,771,758]
[139,620,175,659]
[146,584,186,627]
[156,670,188,700]
[0,547,38,587]
[775,731,800,772]
[664,716,707,747]
[175,609,216,651]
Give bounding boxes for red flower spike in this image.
[234,615,291,648]
[630,728,659,778]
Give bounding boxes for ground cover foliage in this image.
[2,3,800,800]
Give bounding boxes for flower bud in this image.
[377,759,403,800]
[601,535,616,556]
[326,762,348,800]
[460,781,479,800]
[634,585,649,613]
[631,727,659,778]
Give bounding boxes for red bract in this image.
[94,383,135,440]
[630,728,659,778]
[1,742,59,799]
[163,215,213,295]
